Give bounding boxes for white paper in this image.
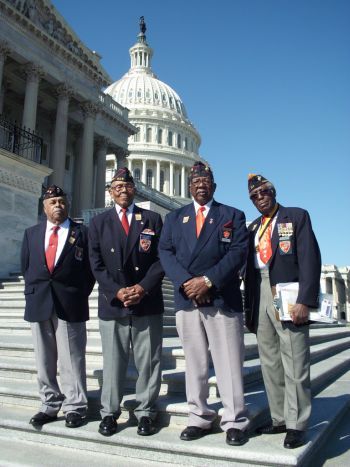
[274,282,335,323]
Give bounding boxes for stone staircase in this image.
[0,276,349,466]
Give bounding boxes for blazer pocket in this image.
[24,287,35,295]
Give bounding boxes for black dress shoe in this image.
[226,428,248,446]
[284,429,305,449]
[65,412,85,428]
[98,415,118,437]
[180,426,211,441]
[257,424,287,435]
[137,416,156,436]
[30,412,57,426]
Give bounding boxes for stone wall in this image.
[0,148,51,278]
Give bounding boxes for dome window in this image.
[168,131,173,146]
[157,128,163,144]
[146,127,152,143]
[162,93,166,102]
[184,137,188,150]
[169,97,174,108]
[146,90,150,98]
[134,168,141,181]
[137,90,142,97]
[146,169,153,187]
[134,127,141,142]
[155,92,159,100]
[177,134,181,149]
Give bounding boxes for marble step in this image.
[0,367,349,466]
[0,340,349,409]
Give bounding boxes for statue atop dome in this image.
[138,16,147,43]
[139,16,146,35]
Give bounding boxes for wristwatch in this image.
[203,276,213,289]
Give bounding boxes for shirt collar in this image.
[193,198,213,213]
[46,218,70,230]
[115,202,135,215]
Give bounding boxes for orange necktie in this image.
[259,218,272,264]
[45,226,60,273]
[196,206,206,237]
[121,208,129,235]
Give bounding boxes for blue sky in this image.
[52,0,350,266]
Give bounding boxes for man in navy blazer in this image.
[244,174,321,449]
[89,167,164,437]
[21,185,95,429]
[159,162,249,446]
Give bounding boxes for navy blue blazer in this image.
[88,206,164,320]
[159,200,248,312]
[244,205,321,333]
[21,220,95,323]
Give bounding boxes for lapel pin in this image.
[68,236,75,244]
[111,248,114,252]
[183,216,189,223]
[209,218,213,224]
[135,213,142,221]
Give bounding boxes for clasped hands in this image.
[116,284,145,307]
[182,276,211,306]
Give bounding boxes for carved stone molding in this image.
[23,62,45,83]
[55,83,74,100]
[95,136,110,153]
[0,41,11,59]
[81,101,99,119]
[0,166,41,195]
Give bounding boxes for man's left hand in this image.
[290,303,309,325]
[183,277,210,301]
[123,284,146,306]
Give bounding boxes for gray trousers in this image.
[176,307,249,431]
[31,313,88,416]
[257,269,311,430]
[99,314,163,421]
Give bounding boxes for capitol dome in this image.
[104,17,204,201]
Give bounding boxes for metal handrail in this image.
[0,115,43,164]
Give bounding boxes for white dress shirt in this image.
[115,202,135,226]
[193,199,213,218]
[45,218,70,266]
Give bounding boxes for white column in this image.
[156,160,161,191]
[22,64,44,131]
[50,84,72,187]
[169,161,174,196]
[128,158,133,172]
[95,137,109,208]
[181,166,186,198]
[142,159,147,184]
[77,102,97,212]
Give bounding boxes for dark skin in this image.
[109,181,145,307]
[182,176,217,305]
[250,182,308,325]
[43,196,69,225]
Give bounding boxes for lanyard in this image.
[258,204,279,241]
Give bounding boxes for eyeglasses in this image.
[249,188,273,201]
[190,178,212,187]
[110,183,134,193]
